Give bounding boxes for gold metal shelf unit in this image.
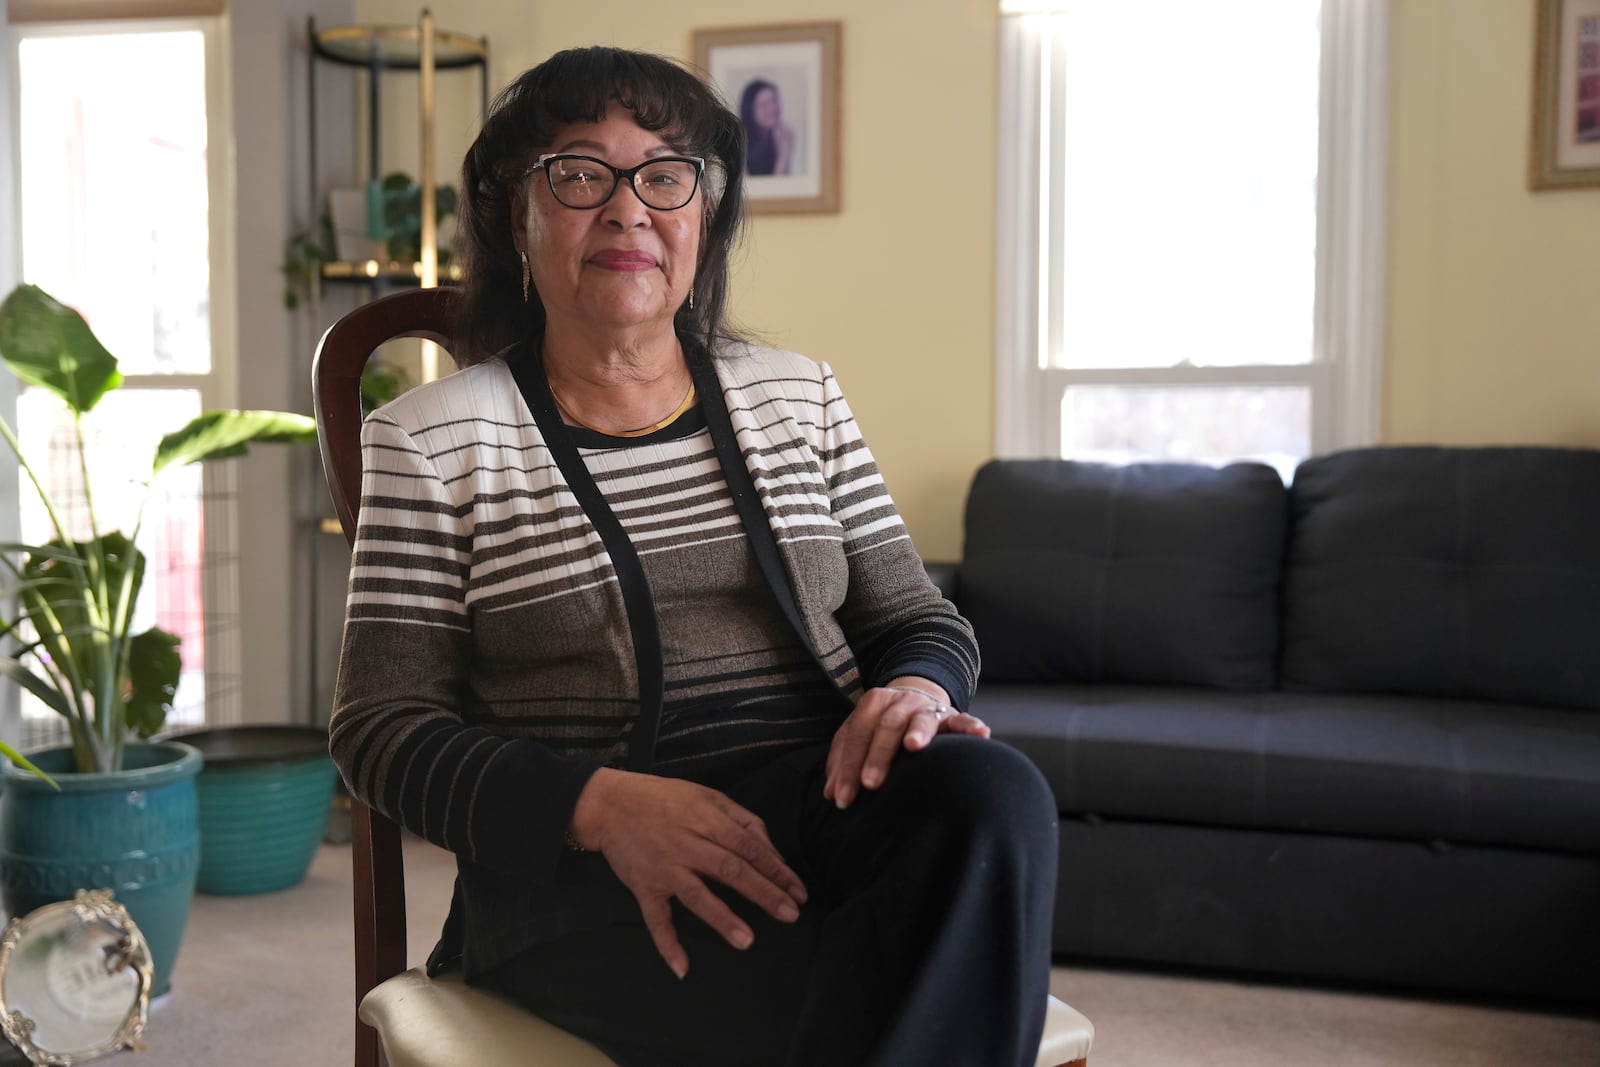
[306,11,488,325]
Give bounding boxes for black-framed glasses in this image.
[526,153,706,211]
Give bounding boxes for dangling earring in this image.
[688,286,695,311]
[520,251,531,304]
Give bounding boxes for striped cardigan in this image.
[329,341,979,974]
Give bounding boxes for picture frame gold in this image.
[692,21,842,214]
[1530,0,1600,189]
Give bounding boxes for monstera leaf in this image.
[126,627,182,739]
[153,410,316,476]
[4,534,179,755]
[19,533,145,688]
[0,284,122,416]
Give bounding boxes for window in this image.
[995,0,1388,477]
[12,20,237,744]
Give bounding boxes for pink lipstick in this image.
[590,250,657,271]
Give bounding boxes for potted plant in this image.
[378,170,458,265]
[157,723,339,896]
[280,216,333,310]
[0,283,317,995]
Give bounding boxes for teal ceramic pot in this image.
[0,741,202,998]
[163,726,336,896]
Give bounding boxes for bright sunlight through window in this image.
[15,29,214,734]
[1050,1,1320,373]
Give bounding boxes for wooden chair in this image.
[312,287,1094,1067]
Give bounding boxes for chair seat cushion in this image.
[361,968,1092,1066]
[1039,994,1095,1065]
[360,967,618,1066]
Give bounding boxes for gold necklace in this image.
[550,379,698,438]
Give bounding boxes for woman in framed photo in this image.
[740,77,795,175]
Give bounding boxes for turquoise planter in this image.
[0,741,202,998]
[164,726,336,896]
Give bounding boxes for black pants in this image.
[476,736,1059,1067]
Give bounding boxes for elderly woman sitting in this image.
[330,45,1057,1067]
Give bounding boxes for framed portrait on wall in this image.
[1531,0,1600,189]
[693,21,841,214]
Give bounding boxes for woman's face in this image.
[751,86,780,130]
[515,102,703,337]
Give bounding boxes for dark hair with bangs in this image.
[453,46,747,365]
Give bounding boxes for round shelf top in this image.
[313,23,487,69]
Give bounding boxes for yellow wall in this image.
[356,0,996,560]
[354,0,1600,557]
[1386,0,1600,447]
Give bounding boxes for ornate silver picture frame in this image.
[0,891,152,1066]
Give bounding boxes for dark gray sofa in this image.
[935,447,1600,1006]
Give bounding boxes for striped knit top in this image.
[566,409,849,785]
[329,341,979,976]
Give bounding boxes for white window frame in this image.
[0,0,19,755]
[994,0,1388,461]
[7,14,241,736]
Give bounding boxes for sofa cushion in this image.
[960,459,1286,689]
[976,683,1600,855]
[1281,446,1600,711]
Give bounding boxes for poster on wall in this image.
[693,22,841,213]
[1531,0,1600,188]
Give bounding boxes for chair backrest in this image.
[314,287,459,540]
[311,286,459,1067]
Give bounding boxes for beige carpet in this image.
[95,837,1599,1066]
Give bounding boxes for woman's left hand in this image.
[823,676,990,810]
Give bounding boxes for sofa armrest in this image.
[923,560,960,603]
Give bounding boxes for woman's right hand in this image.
[568,767,809,979]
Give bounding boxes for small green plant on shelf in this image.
[380,172,458,266]
[361,357,410,413]
[280,174,457,306]
[0,284,318,776]
[281,216,333,310]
